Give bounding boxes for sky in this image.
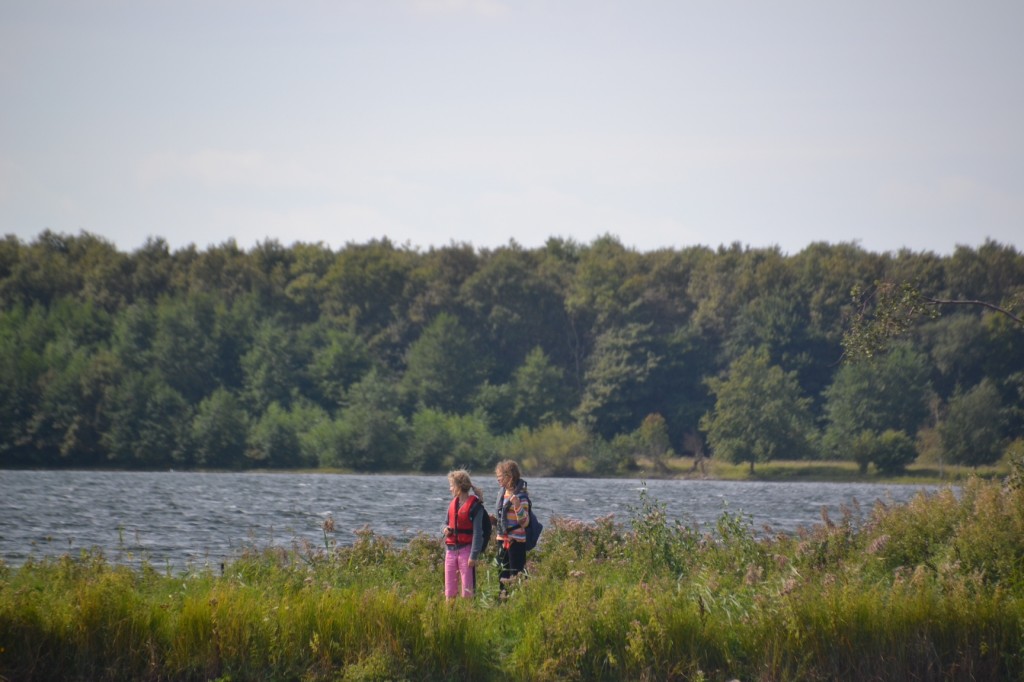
[2,0,1022,257]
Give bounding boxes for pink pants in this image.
[444,545,475,598]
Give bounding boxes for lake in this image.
[0,470,943,570]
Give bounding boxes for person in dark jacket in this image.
[492,459,529,598]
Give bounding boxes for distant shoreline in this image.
[0,457,999,485]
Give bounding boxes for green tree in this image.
[191,388,250,469]
[407,408,455,473]
[247,402,302,468]
[129,237,178,303]
[242,319,298,413]
[304,326,373,411]
[575,323,660,439]
[499,422,593,477]
[246,400,327,469]
[636,413,673,472]
[408,408,495,472]
[850,429,917,475]
[336,369,409,471]
[319,238,415,361]
[843,244,1023,363]
[406,243,479,326]
[873,429,918,474]
[28,343,103,466]
[565,235,644,333]
[109,303,157,373]
[283,242,335,322]
[511,346,572,428]
[101,370,191,468]
[400,313,483,414]
[790,241,884,344]
[700,348,815,473]
[823,344,932,459]
[940,379,1007,467]
[152,295,221,404]
[23,299,117,465]
[459,244,569,383]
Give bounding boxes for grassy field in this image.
[2,476,1022,681]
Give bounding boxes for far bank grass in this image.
[648,456,1006,485]
[2,477,1023,681]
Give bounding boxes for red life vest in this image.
[446,495,480,547]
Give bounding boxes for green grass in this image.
[651,456,1008,485]
[2,477,1023,681]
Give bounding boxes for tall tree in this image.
[940,379,1007,467]
[700,347,815,473]
[304,325,373,411]
[242,319,298,413]
[511,346,572,428]
[152,295,222,404]
[101,370,191,468]
[400,313,483,414]
[575,323,660,439]
[319,239,415,364]
[336,369,409,471]
[191,388,250,469]
[459,243,569,383]
[823,344,932,459]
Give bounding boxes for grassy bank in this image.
[2,478,1023,681]
[650,457,1008,485]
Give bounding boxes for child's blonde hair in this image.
[448,469,484,499]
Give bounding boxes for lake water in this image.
[0,470,943,571]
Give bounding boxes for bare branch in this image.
[920,296,1024,325]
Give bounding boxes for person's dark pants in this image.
[497,541,526,593]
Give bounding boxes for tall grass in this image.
[2,478,1023,681]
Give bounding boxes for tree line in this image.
[1,230,1021,475]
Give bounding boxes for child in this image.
[443,469,486,599]
[492,459,530,598]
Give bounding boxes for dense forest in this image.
[1,230,1021,475]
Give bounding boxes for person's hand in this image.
[468,559,478,567]
[488,514,496,524]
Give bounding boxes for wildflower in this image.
[866,534,890,555]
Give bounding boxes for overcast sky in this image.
[2,0,1022,256]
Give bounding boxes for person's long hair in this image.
[494,459,521,488]
[448,469,484,500]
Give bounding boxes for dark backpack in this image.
[523,496,543,551]
[471,498,493,553]
[496,483,544,551]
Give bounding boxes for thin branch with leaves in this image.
[842,280,1023,362]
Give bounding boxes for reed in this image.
[2,477,1023,681]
